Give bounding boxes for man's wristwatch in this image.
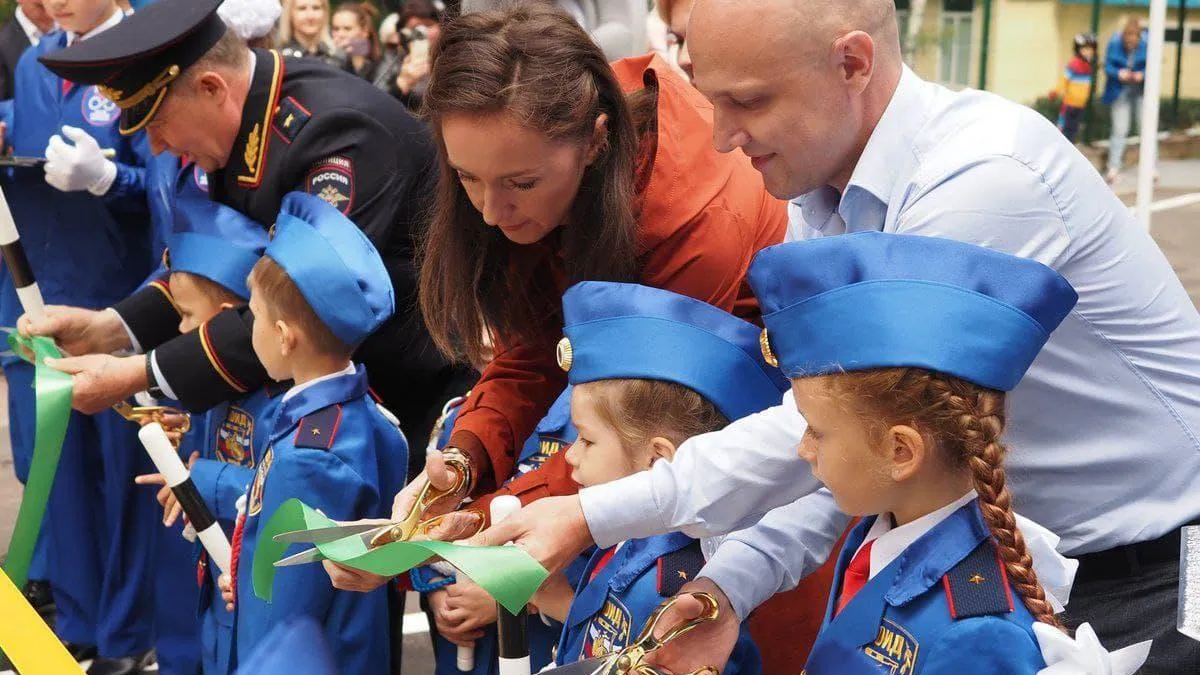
[144,354,165,399]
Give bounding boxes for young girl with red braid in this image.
[748,232,1150,674]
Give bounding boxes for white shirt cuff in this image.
[698,539,789,621]
[107,307,142,354]
[579,470,667,548]
[149,350,179,401]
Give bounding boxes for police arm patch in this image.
[306,156,355,215]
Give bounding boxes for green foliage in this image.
[1030,94,1200,141]
[0,1,13,21]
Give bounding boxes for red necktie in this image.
[835,540,874,615]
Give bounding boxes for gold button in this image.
[556,337,573,372]
[760,329,778,368]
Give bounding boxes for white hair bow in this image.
[1034,622,1152,675]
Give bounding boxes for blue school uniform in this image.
[190,384,286,675]
[802,500,1045,674]
[232,365,408,674]
[1,24,160,658]
[417,386,583,675]
[557,532,761,674]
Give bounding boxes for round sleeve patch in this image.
[306,156,355,215]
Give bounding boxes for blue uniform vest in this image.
[803,501,1047,674]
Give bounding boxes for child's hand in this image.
[443,576,499,630]
[529,571,574,623]
[218,573,234,611]
[322,559,391,593]
[134,451,199,526]
[428,587,486,648]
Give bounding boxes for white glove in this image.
[43,125,117,196]
[1034,622,1151,675]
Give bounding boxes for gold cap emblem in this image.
[556,337,573,372]
[760,329,778,368]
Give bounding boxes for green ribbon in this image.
[2,334,71,589]
[255,499,549,615]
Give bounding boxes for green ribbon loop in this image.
[2,333,72,589]
[255,499,549,615]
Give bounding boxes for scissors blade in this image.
[539,657,615,675]
[0,156,46,167]
[271,523,389,545]
[273,546,329,567]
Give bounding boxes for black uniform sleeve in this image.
[112,282,182,352]
[151,306,269,412]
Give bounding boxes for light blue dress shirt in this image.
[579,66,1200,620]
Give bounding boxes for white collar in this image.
[14,7,47,44]
[860,490,978,580]
[281,362,356,403]
[66,8,122,44]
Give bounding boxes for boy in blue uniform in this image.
[1,0,159,670]
[530,281,779,674]
[747,232,1145,674]
[133,193,275,675]
[217,192,409,674]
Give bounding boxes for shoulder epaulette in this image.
[272,96,311,144]
[943,540,1015,620]
[657,540,704,597]
[293,404,343,450]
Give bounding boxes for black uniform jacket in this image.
[115,49,464,444]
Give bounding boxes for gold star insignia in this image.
[311,428,321,436]
[678,570,688,580]
[284,113,295,128]
[969,573,985,584]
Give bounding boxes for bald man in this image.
[473,0,1200,671]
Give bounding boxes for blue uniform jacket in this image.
[415,386,585,675]
[233,365,408,675]
[143,157,214,287]
[0,28,156,324]
[802,500,1046,675]
[1101,29,1148,106]
[558,531,762,675]
[191,383,287,675]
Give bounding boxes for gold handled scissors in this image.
[113,401,192,447]
[272,459,480,567]
[544,592,721,675]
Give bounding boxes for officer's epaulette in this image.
[943,540,1015,620]
[657,540,704,597]
[272,96,312,144]
[293,404,343,450]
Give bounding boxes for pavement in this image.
[0,160,1196,673]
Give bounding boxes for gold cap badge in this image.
[556,337,573,372]
[760,329,778,368]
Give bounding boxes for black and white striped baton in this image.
[0,185,45,321]
[491,496,531,675]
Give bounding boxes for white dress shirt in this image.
[580,66,1200,619]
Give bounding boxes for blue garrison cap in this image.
[233,617,335,675]
[749,232,1077,392]
[557,282,788,421]
[264,192,394,346]
[166,197,267,300]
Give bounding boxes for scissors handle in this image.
[608,592,720,674]
[368,462,468,547]
[114,402,192,440]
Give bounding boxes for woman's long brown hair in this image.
[417,5,641,365]
[820,368,1064,630]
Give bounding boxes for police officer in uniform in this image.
[23,0,469,475]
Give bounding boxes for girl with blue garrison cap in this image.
[748,232,1149,674]
[529,280,782,674]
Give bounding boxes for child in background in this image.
[134,197,275,675]
[530,281,780,674]
[747,232,1147,674]
[1056,32,1096,142]
[218,192,409,674]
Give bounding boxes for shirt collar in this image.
[14,8,46,44]
[66,8,122,44]
[282,362,356,403]
[791,66,931,234]
[861,490,978,580]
